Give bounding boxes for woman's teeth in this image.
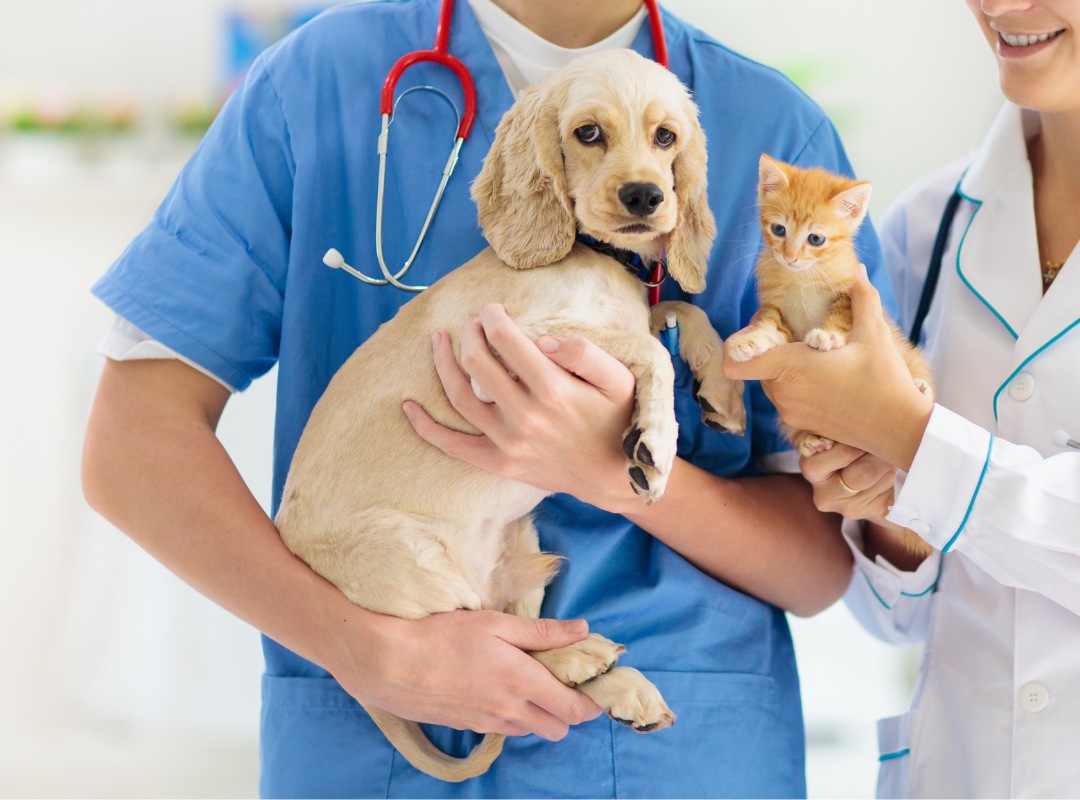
[1001,30,1063,47]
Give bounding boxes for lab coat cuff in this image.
[887,404,994,553]
[757,449,800,475]
[841,518,940,609]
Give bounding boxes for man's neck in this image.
[488,0,645,48]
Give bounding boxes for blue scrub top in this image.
[93,1,888,797]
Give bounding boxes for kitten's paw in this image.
[804,328,847,351]
[796,433,835,457]
[727,327,786,362]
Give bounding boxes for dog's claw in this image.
[704,418,728,433]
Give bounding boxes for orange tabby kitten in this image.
[728,154,934,456]
[729,155,935,557]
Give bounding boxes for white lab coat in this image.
[843,103,1080,799]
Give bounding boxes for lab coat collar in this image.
[955,104,1043,343]
[959,103,1080,368]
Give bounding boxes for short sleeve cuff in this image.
[886,404,994,553]
[841,518,940,608]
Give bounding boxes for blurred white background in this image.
[0,1,1001,797]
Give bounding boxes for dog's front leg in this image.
[527,325,677,503]
[650,301,746,436]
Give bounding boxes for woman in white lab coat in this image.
[725,0,1080,796]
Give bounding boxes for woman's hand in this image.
[724,266,932,470]
[799,442,897,523]
[403,303,640,512]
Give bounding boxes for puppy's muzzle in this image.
[619,182,665,217]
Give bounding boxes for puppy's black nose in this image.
[619,182,664,217]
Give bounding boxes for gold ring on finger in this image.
[837,474,859,495]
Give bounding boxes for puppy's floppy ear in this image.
[471,81,575,269]
[665,104,715,295]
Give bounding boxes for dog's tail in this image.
[365,706,505,782]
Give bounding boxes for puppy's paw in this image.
[532,633,626,687]
[796,432,835,457]
[691,361,746,436]
[622,418,676,504]
[804,327,846,351]
[579,667,675,734]
[726,327,785,362]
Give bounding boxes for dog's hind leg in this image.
[650,301,746,436]
[497,518,633,696]
[294,508,485,620]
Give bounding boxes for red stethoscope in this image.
[322,0,670,302]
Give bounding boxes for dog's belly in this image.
[276,245,649,616]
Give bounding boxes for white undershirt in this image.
[98,2,647,390]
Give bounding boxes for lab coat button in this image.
[1020,681,1049,712]
[1009,372,1035,401]
[908,519,931,537]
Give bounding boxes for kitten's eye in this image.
[807,233,826,247]
[575,124,603,144]
[654,127,676,148]
[770,223,786,237]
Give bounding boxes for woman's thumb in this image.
[499,616,590,652]
[850,264,885,334]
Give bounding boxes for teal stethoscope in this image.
[323,0,671,296]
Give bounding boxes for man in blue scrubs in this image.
[83,0,884,796]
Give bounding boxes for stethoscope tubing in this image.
[327,0,669,295]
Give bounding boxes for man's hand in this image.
[333,609,603,740]
[403,303,640,513]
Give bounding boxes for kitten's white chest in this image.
[780,285,836,340]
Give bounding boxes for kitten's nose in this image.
[619,182,665,217]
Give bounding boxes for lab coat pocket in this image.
[612,670,804,799]
[876,710,915,799]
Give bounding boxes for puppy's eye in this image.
[654,127,676,148]
[575,125,603,144]
[770,223,786,237]
[807,233,826,246]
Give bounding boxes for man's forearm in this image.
[621,460,852,616]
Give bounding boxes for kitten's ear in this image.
[758,154,789,197]
[833,182,872,225]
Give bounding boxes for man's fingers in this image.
[496,615,590,652]
[536,336,634,400]
[402,400,500,468]
[460,318,525,406]
[430,329,495,423]
[475,304,558,391]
